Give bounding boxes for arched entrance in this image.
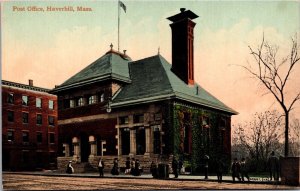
[80,133,90,162]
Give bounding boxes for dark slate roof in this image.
[52,50,131,92]
[2,80,50,93]
[112,55,237,115]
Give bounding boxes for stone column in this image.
[63,143,70,157]
[144,126,151,156]
[89,136,97,158]
[72,137,80,162]
[129,128,136,156]
[118,127,122,156]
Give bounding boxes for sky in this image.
[1,0,300,125]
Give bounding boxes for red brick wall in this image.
[2,85,58,170]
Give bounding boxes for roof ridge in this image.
[157,55,176,94]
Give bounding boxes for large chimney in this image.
[167,8,198,85]
[29,79,33,86]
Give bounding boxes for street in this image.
[2,174,297,190]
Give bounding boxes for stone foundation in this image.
[57,154,173,173]
[280,157,300,186]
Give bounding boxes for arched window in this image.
[100,93,105,103]
[77,97,84,106]
[88,95,96,104]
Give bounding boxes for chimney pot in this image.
[180,8,186,13]
[29,79,33,86]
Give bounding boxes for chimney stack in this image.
[167,8,198,85]
[29,79,33,86]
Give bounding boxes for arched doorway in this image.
[80,133,90,162]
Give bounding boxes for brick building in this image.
[2,80,58,170]
[51,9,237,173]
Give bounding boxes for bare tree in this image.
[233,110,283,171]
[244,34,300,156]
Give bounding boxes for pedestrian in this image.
[150,161,158,178]
[204,155,209,179]
[240,158,250,182]
[125,157,131,174]
[111,158,119,175]
[98,157,104,177]
[131,158,136,175]
[216,159,224,183]
[134,159,141,176]
[268,151,279,181]
[172,156,178,178]
[178,159,184,175]
[231,158,241,182]
[66,161,74,174]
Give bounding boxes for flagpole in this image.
[118,0,120,52]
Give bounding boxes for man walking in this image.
[268,151,279,181]
[98,157,104,177]
[172,156,178,178]
[231,158,241,182]
[240,158,250,182]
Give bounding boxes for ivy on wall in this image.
[170,102,231,173]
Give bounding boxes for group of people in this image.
[230,157,250,183]
[229,151,280,183]
[66,151,280,182]
[102,157,143,176]
[125,157,143,176]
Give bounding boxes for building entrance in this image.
[80,133,90,162]
[121,128,130,155]
[136,127,145,155]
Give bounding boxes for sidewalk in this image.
[3,170,281,185]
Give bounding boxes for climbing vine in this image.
[171,102,231,174]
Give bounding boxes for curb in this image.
[3,171,283,185]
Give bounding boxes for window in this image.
[48,116,54,126]
[22,95,28,106]
[70,99,75,108]
[37,132,42,143]
[100,93,105,102]
[49,133,55,144]
[7,93,14,104]
[119,116,129,125]
[88,95,96,104]
[7,131,14,142]
[134,114,144,123]
[63,99,70,109]
[37,114,42,125]
[36,98,42,108]
[49,100,54,109]
[8,111,14,122]
[22,112,29,124]
[77,98,84,106]
[22,132,29,143]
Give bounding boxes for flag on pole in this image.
[119,1,126,13]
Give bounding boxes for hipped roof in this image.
[52,51,237,115]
